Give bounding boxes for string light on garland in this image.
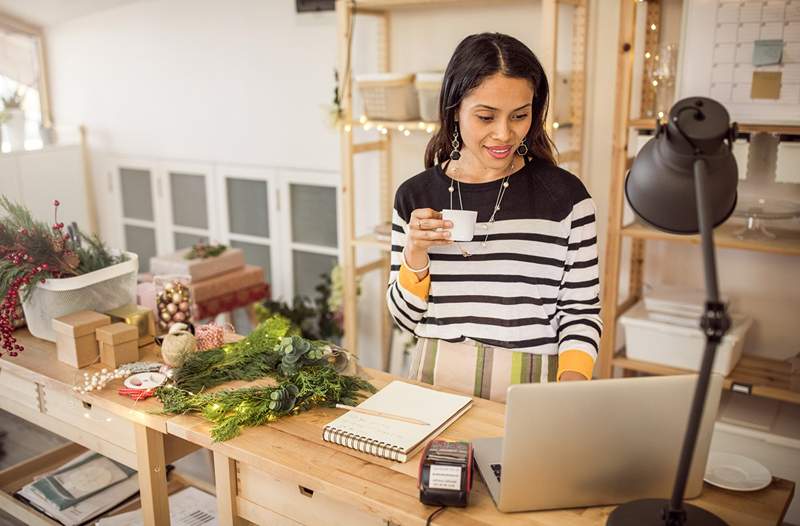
[156,315,375,442]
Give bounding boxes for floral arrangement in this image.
[0,197,126,356]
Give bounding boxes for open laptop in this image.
[473,374,723,512]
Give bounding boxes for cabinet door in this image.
[116,161,161,272]
[161,162,217,252]
[280,170,341,301]
[217,165,281,298]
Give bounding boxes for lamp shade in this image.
[625,97,738,234]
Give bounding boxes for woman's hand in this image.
[406,209,452,253]
[403,209,453,279]
[559,371,588,382]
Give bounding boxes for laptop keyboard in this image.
[491,463,502,482]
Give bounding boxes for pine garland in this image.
[157,315,375,441]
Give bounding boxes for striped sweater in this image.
[386,157,602,380]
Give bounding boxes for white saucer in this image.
[704,452,772,491]
[124,372,167,390]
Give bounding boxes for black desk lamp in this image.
[606,97,738,526]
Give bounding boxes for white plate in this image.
[704,452,772,491]
[124,372,167,390]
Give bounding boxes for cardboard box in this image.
[52,311,111,368]
[96,323,140,368]
[105,304,156,347]
[149,247,245,282]
[190,265,265,303]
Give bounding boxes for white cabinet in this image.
[113,157,340,302]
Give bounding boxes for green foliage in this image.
[256,265,347,343]
[184,242,227,260]
[169,315,296,394]
[157,315,375,442]
[0,196,125,301]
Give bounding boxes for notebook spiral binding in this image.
[323,425,404,461]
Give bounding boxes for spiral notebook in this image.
[322,381,473,462]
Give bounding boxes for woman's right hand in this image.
[404,209,453,274]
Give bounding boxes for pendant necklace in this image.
[448,159,514,258]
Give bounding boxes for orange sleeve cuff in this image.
[557,350,594,381]
[398,265,431,301]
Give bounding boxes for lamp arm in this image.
[664,158,731,526]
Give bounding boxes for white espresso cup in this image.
[441,209,478,242]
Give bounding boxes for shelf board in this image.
[621,221,800,256]
[351,233,391,251]
[629,118,800,135]
[354,0,531,10]
[349,119,439,134]
[612,352,800,405]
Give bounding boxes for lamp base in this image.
[607,499,728,526]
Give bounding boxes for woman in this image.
[386,33,601,402]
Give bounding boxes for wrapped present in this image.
[190,265,265,303]
[52,311,111,368]
[104,304,157,347]
[149,247,245,282]
[96,323,139,368]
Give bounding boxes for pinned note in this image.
[751,71,782,99]
[753,39,784,66]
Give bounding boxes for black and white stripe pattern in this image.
[386,159,602,361]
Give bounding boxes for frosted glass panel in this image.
[290,184,337,248]
[231,240,271,283]
[119,168,153,221]
[175,233,208,250]
[170,172,208,229]
[293,250,337,300]
[124,225,156,272]
[227,178,269,238]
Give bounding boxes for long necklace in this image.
[448,159,513,258]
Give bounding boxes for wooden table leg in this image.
[134,424,170,526]
[213,451,247,526]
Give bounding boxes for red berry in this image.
[53,199,60,206]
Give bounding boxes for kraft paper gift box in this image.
[95,323,140,368]
[105,304,157,348]
[190,265,265,303]
[149,247,245,282]
[52,311,111,368]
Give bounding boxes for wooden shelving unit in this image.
[599,0,800,406]
[622,221,800,257]
[336,0,591,366]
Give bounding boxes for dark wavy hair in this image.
[424,33,557,168]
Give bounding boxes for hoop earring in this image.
[516,139,528,157]
[449,126,462,161]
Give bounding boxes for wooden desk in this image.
[166,369,795,526]
[0,330,200,525]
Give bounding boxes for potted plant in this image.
[1,88,26,151]
[0,196,138,356]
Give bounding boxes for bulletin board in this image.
[677,0,800,124]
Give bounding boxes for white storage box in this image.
[415,72,443,122]
[643,284,733,318]
[712,393,800,525]
[620,300,751,376]
[21,252,139,342]
[356,73,419,121]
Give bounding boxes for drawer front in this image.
[0,368,41,412]
[41,386,136,452]
[237,463,385,526]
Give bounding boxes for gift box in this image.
[105,304,157,348]
[52,311,111,368]
[96,323,139,368]
[149,247,245,282]
[190,265,265,303]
